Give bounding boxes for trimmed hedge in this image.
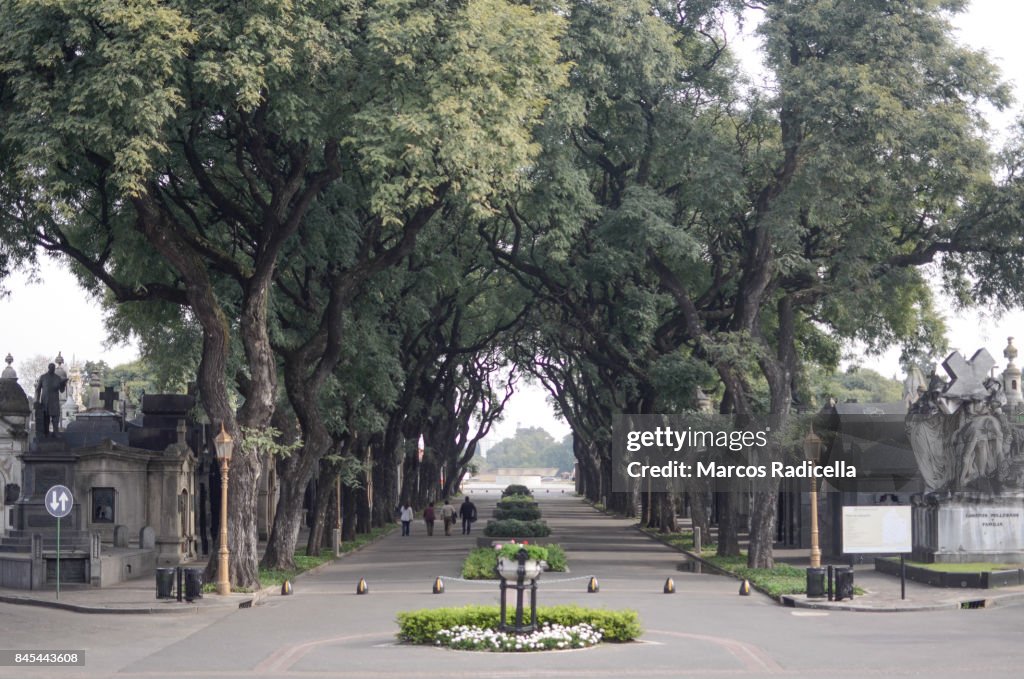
[397,605,641,644]
[493,505,542,521]
[502,484,532,497]
[484,518,551,537]
[461,544,568,579]
[498,495,537,506]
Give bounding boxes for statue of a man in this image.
[35,363,68,437]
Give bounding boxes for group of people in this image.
[399,497,477,536]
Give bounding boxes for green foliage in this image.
[484,519,551,537]
[396,605,641,644]
[502,484,532,497]
[258,524,395,588]
[498,494,535,505]
[493,505,542,521]
[461,543,568,579]
[703,555,807,598]
[239,426,303,460]
[801,365,903,409]
[485,429,574,474]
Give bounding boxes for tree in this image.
[1,0,568,585]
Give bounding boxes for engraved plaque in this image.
[35,467,64,495]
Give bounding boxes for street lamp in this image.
[803,426,823,569]
[214,423,234,596]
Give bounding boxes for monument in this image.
[1,354,31,535]
[34,361,68,437]
[906,345,1024,563]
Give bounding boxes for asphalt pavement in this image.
[4,491,1024,678]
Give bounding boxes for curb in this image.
[0,525,398,615]
[0,593,234,615]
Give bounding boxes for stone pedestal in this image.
[913,493,1024,563]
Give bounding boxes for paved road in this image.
[4,492,1024,678]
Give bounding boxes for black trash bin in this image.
[806,567,827,599]
[834,566,855,601]
[155,568,176,599]
[184,567,204,601]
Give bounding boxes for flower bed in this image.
[397,605,641,648]
[435,623,601,652]
[461,543,568,579]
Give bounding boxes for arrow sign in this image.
[45,484,73,518]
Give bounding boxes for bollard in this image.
[739,579,751,596]
[432,577,445,594]
[356,577,369,595]
[587,576,599,593]
[281,580,293,595]
[663,577,675,594]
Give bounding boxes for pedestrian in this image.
[400,504,413,536]
[424,502,436,536]
[459,496,477,535]
[442,499,456,535]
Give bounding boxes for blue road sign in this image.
[45,485,73,519]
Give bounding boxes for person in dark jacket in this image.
[459,497,477,535]
[423,502,436,536]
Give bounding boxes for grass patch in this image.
[397,605,641,644]
[257,523,396,588]
[643,527,816,598]
[897,560,1024,573]
[461,544,568,579]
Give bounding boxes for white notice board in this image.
[841,506,912,554]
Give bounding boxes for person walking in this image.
[400,504,413,536]
[442,499,456,535]
[459,496,477,535]
[423,502,436,536]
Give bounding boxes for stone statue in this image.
[907,349,1024,495]
[35,363,68,437]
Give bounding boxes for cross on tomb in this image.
[942,349,996,400]
[100,386,119,412]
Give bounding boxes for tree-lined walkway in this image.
[7,493,1024,678]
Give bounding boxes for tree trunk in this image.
[260,458,307,570]
[716,493,742,557]
[342,481,357,541]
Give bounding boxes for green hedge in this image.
[484,519,551,537]
[493,505,542,521]
[397,605,641,644]
[502,484,532,497]
[461,544,568,579]
[498,494,535,505]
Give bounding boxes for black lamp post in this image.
[497,547,541,634]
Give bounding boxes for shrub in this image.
[461,544,568,579]
[498,494,535,505]
[502,484,532,497]
[484,519,551,537]
[493,505,542,521]
[397,605,641,644]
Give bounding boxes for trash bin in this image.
[155,568,176,599]
[184,567,204,601]
[834,566,855,601]
[806,567,827,599]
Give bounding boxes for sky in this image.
[1,1,1021,449]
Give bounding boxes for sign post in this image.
[842,505,912,600]
[45,485,74,600]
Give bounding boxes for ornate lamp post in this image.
[496,547,542,634]
[214,423,234,596]
[803,426,823,568]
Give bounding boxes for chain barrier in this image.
[437,574,596,585]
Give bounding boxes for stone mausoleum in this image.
[0,352,202,590]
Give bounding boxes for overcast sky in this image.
[1,1,1020,447]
